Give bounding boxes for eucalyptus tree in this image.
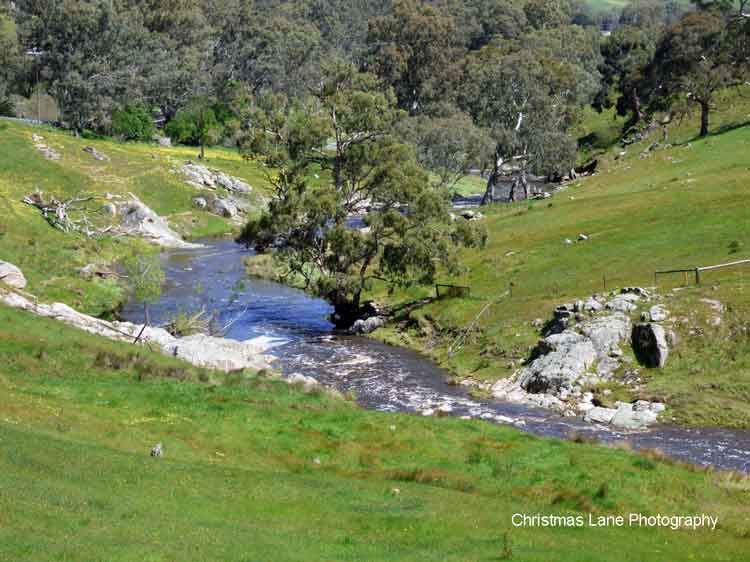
[238,62,483,327]
[642,10,744,137]
[460,46,579,204]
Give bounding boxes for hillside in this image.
[1,304,749,561]
[372,87,750,428]
[0,119,271,316]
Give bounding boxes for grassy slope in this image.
[372,88,750,427]
[1,304,750,561]
[0,119,272,316]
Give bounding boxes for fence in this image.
[435,284,471,299]
[654,259,750,286]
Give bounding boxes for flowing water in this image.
[122,239,750,472]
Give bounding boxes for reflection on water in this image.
[121,239,750,473]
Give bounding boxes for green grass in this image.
[1,303,750,561]
[369,86,750,427]
[0,119,272,316]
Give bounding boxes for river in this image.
[121,239,750,473]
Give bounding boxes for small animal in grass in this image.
[150,443,163,458]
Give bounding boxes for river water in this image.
[121,239,750,472]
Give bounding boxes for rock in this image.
[209,197,238,218]
[579,313,631,358]
[632,323,669,368]
[286,372,319,390]
[83,146,109,161]
[215,172,252,194]
[101,202,117,216]
[518,331,598,394]
[460,210,484,221]
[531,318,544,328]
[610,402,658,430]
[34,142,61,160]
[32,134,44,142]
[150,443,163,457]
[563,238,573,245]
[118,197,201,249]
[181,162,252,194]
[584,406,617,424]
[0,288,274,372]
[578,233,589,241]
[621,287,651,298]
[192,197,207,209]
[0,261,27,289]
[583,298,603,313]
[606,293,640,313]
[351,316,386,335]
[700,298,725,314]
[649,305,668,322]
[157,136,172,147]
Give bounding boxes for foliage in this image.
[399,112,494,192]
[165,96,224,158]
[121,253,164,324]
[111,104,156,142]
[641,10,747,137]
[239,63,483,326]
[367,0,461,115]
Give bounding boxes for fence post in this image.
[695,268,701,285]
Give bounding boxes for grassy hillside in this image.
[373,88,750,427]
[1,304,749,561]
[0,119,271,316]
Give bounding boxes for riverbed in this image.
[121,239,750,472]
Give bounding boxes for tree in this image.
[367,0,462,115]
[460,46,579,204]
[399,112,494,193]
[112,104,156,142]
[0,12,22,115]
[643,10,743,137]
[594,25,658,128]
[123,253,164,342]
[165,96,223,159]
[238,63,483,327]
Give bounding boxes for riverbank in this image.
[0,118,270,317]
[2,302,750,561]
[361,99,750,430]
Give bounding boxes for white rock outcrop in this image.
[118,196,201,249]
[181,163,252,194]
[0,261,27,289]
[0,288,272,372]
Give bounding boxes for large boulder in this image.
[610,401,659,430]
[0,261,27,289]
[118,197,201,249]
[518,331,597,394]
[579,313,631,358]
[209,197,238,218]
[632,323,669,368]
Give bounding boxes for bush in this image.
[112,104,156,141]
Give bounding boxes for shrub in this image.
[112,104,156,141]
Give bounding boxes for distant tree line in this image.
[0,0,748,324]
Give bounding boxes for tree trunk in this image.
[699,101,710,138]
[481,150,502,206]
[200,141,205,160]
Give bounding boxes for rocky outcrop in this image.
[181,162,252,194]
[83,146,109,161]
[0,288,272,372]
[491,286,666,429]
[118,196,201,249]
[0,261,27,289]
[632,323,669,368]
[33,135,61,160]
